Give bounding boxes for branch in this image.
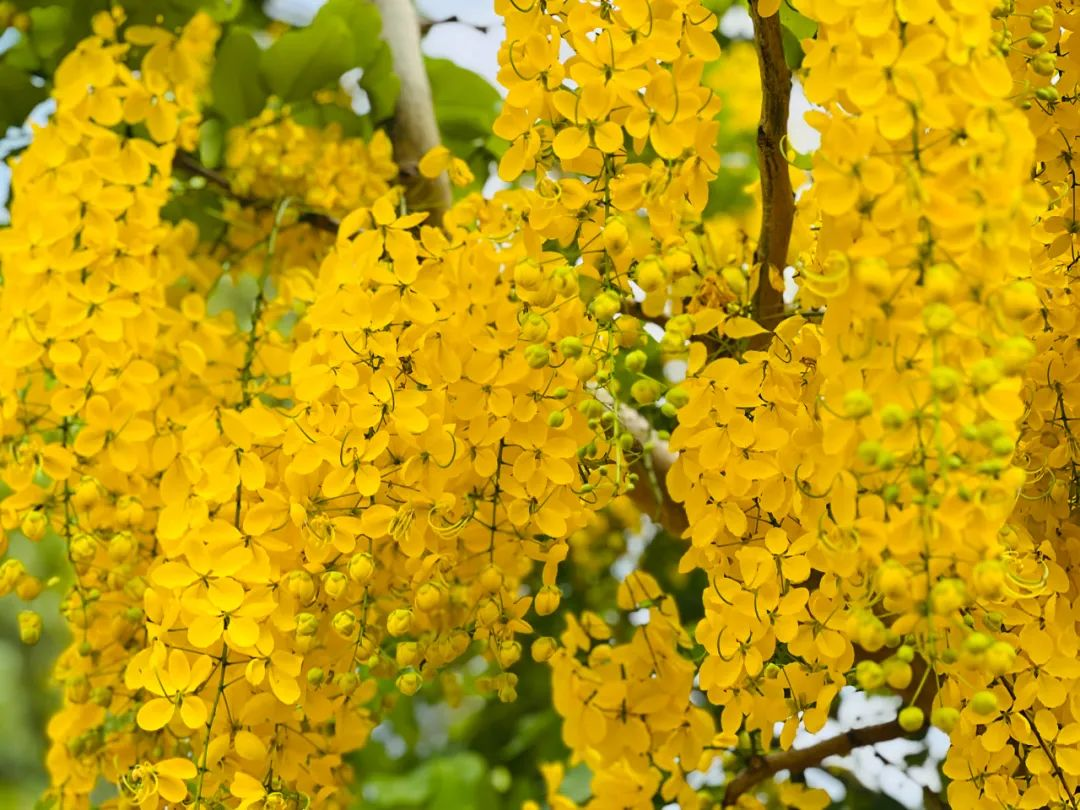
[606,398,688,538]
[419,14,490,36]
[374,0,452,225]
[749,4,794,341]
[171,150,341,233]
[723,719,909,805]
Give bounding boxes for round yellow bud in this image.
[18,610,42,645]
[387,608,413,637]
[970,690,998,716]
[415,582,444,611]
[396,641,420,668]
[572,357,598,380]
[480,565,504,594]
[635,258,666,292]
[922,302,955,335]
[514,260,543,292]
[15,575,42,601]
[883,659,913,690]
[396,671,423,696]
[997,336,1035,374]
[924,263,959,301]
[520,313,549,342]
[332,609,357,638]
[985,641,1016,676]
[602,218,629,255]
[497,640,522,669]
[590,291,621,323]
[323,571,348,599]
[931,706,959,732]
[531,637,558,662]
[842,390,873,419]
[898,706,925,732]
[72,477,100,509]
[876,561,910,599]
[21,510,47,542]
[535,584,561,616]
[855,660,885,690]
[285,571,316,605]
[999,281,1040,320]
[854,258,891,296]
[295,612,319,636]
[348,552,375,584]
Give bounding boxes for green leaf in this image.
[192,0,244,23]
[26,6,70,62]
[0,64,48,130]
[211,29,268,125]
[780,3,818,42]
[363,768,433,806]
[780,25,805,71]
[426,57,501,150]
[207,273,260,331]
[428,754,494,810]
[559,763,592,803]
[312,0,382,66]
[261,15,355,103]
[258,0,384,107]
[290,99,371,138]
[198,117,225,169]
[360,42,400,123]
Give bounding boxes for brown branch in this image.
[374,0,452,225]
[171,150,341,233]
[723,719,909,806]
[617,404,689,538]
[749,4,794,342]
[419,15,490,36]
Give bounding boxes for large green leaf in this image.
[779,2,817,69]
[211,29,268,125]
[261,15,355,103]
[206,272,260,331]
[780,2,818,41]
[313,0,382,65]
[426,57,501,151]
[360,42,400,123]
[198,117,225,168]
[0,64,48,131]
[261,0,386,105]
[26,6,69,62]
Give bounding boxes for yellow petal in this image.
[188,615,224,649]
[354,464,381,497]
[136,697,175,731]
[268,669,300,705]
[235,730,268,761]
[758,0,780,15]
[153,562,199,589]
[418,145,452,178]
[180,696,207,729]
[157,758,197,781]
[208,578,246,613]
[159,775,188,803]
[553,127,589,160]
[231,772,266,800]
[225,616,260,648]
[722,316,767,339]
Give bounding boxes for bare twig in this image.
[616,403,688,537]
[374,0,452,224]
[419,14,490,36]
[723,719,909,805]
[171,150,341,233]
[749,4,794,342]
